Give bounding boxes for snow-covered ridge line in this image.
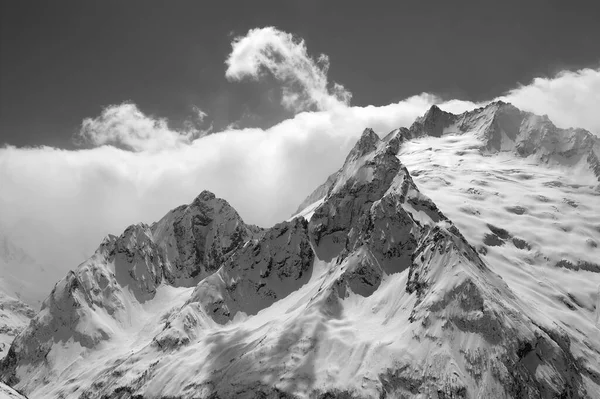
[294,101,599,215]
[409,101,600,172]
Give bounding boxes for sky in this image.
[1,1,600,304]
[2,0,600,148]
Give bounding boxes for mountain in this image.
[1,102,599,398]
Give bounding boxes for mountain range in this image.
[1,101,599,398]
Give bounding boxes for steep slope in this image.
[3,125,597,398]
[151,190,263,286]
[0,382,26,399]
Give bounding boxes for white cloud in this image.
[1,26,598,305]
[225,27,351,112]
[77,102,203,152]
[499,67,600,136]
[192,105,208,123]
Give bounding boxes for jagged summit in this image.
[409,104,456,138]
[294,102,599,225]
[407,101,600,180]
[0,191,262,387]
[192,189,217,204]
[343,127,380,162]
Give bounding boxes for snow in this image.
[0,382,25,399]
[399,133,600,396]
[288,197,323,222]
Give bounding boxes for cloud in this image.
[1,26,599,306]
[76,102,204,151]
[225,27,351,112]
[499,67,600,136]
[192,105,208,123]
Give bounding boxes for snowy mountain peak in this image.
[152,191,261,285]
[410,104,456,138]
[0,191,264,388]
[407,101,600,181]
[2,110,600,397]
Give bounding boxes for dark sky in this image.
[1,0,599,148]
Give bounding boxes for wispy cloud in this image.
[225,27,351,112]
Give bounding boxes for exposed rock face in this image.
[189,217,313,324]
[332,248,383,298]
[111,224,165,302]
[155,218,314,347]
[152,190,262,285]
[409,104,457,138]
[309,128,445,277]
[309,130,402,263]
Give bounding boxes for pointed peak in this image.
[194,190,216,204]
[356,128,380,149]
[99,234,118,247]
[483,100,519,112]
[345,128,380,162]
[410,105,456,137]
[421,104,452,124]
[425,104,442,116]
[360,128,380,142]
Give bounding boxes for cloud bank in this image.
[1,26,599,305]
